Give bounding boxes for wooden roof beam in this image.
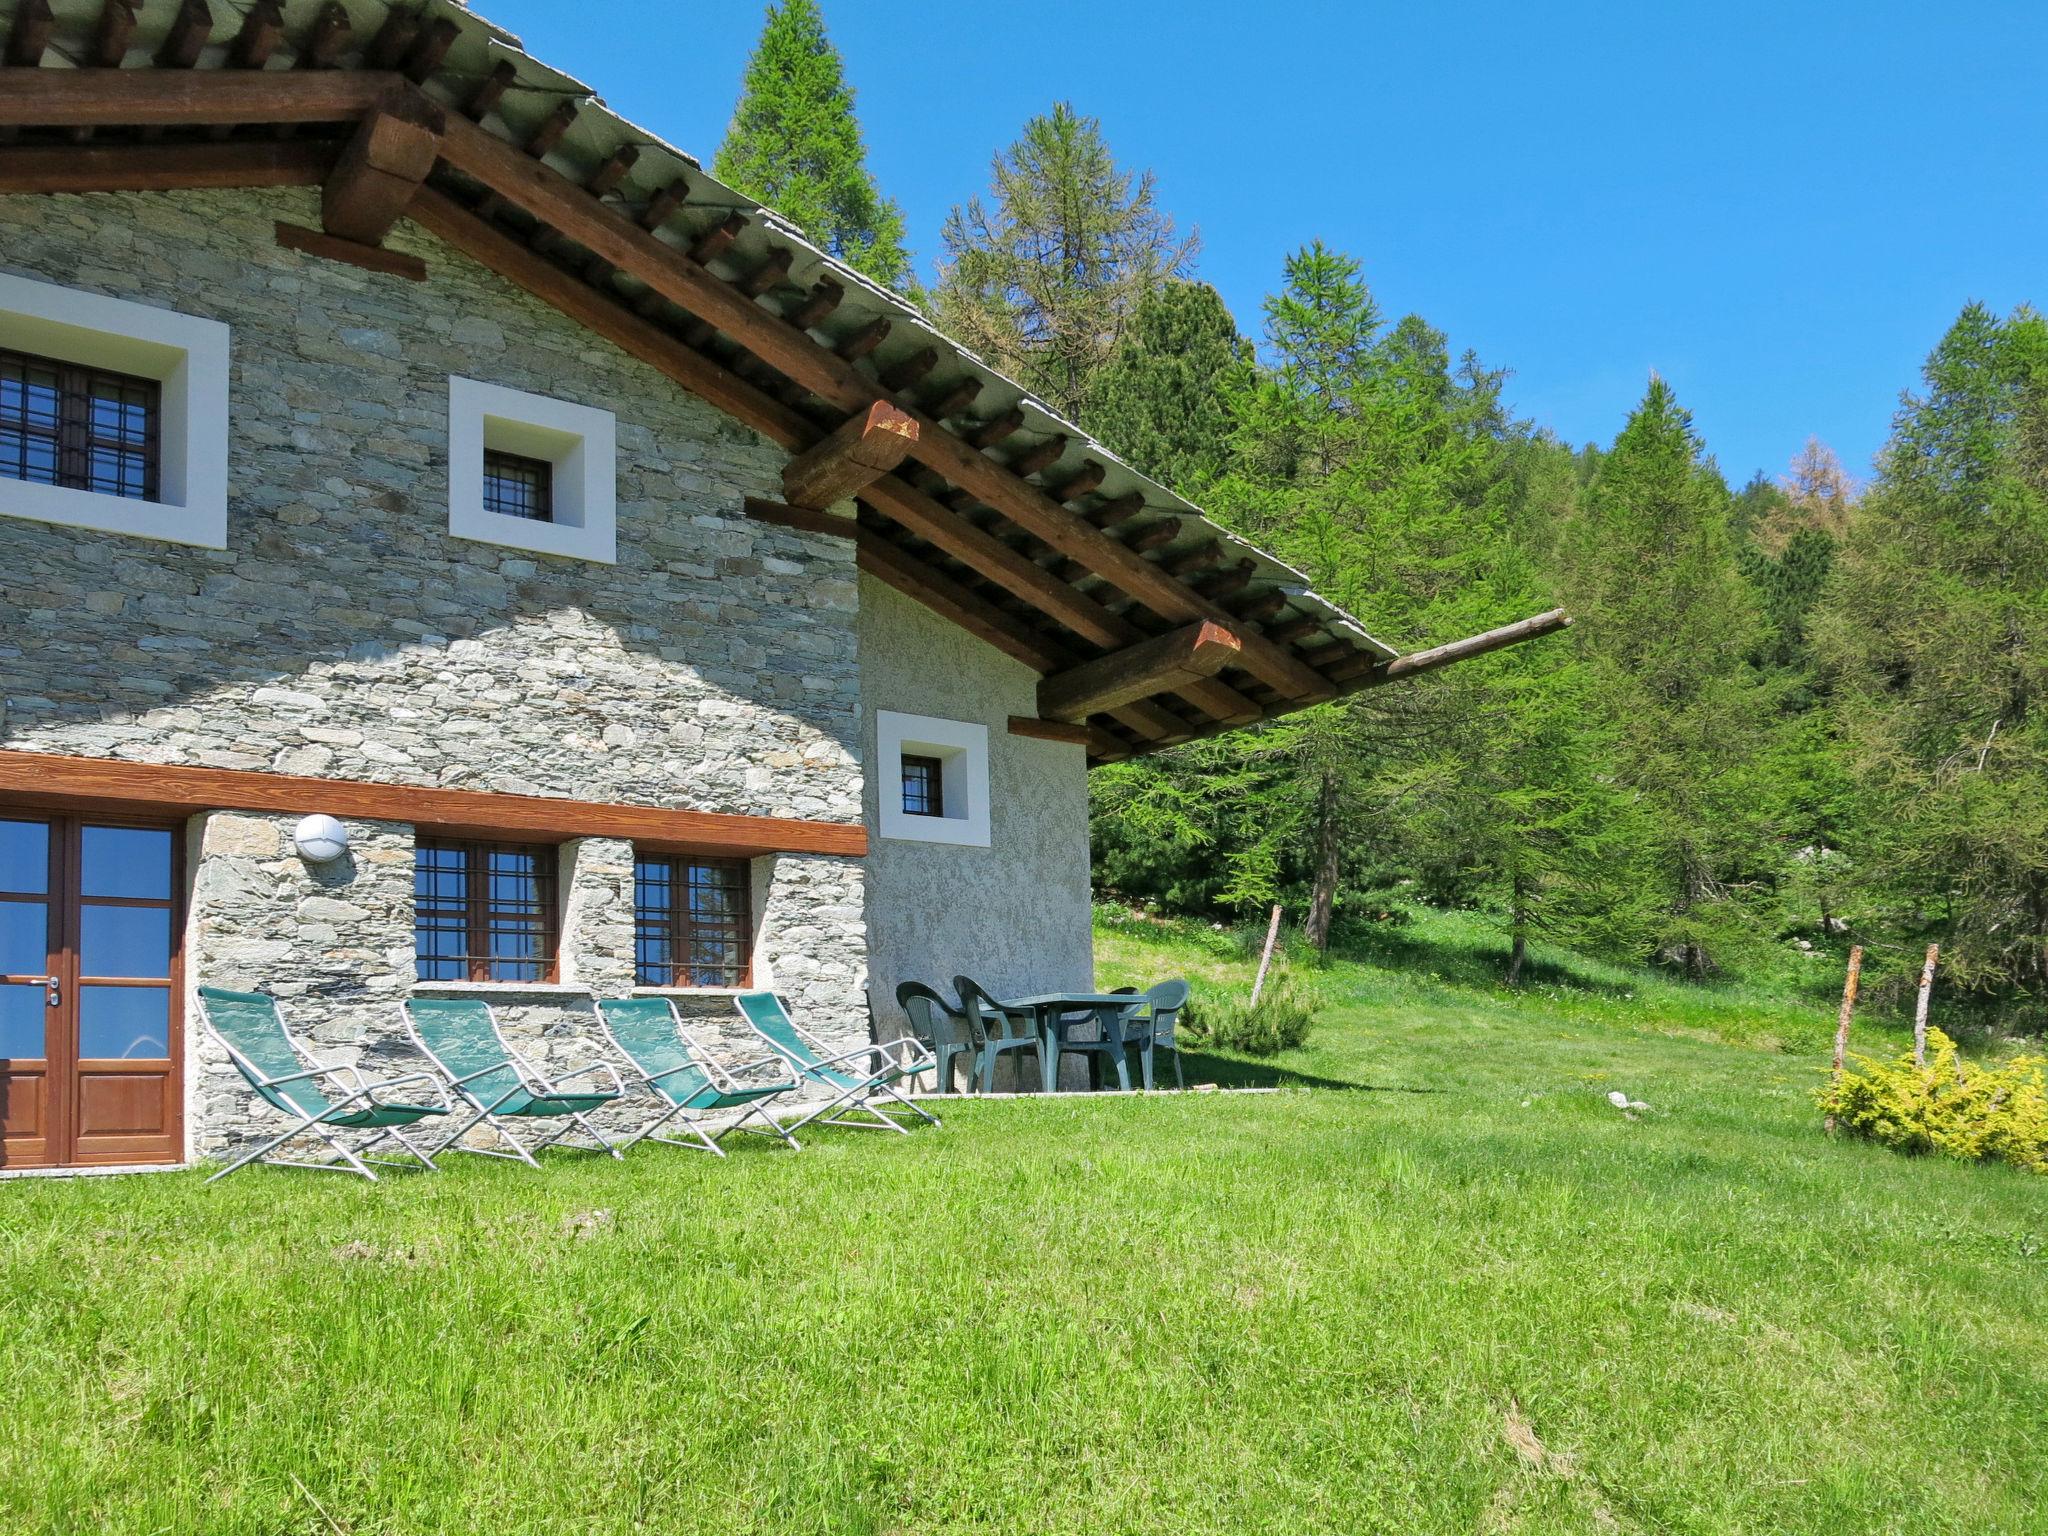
[740,246,793,298]
[788,279,844,331]
[0,139,334,193]
[365,8,419,70]
[925,375,982,422]
[298,2,351,69]
[0,68,401,126]
[229,0,283,70]
[155,0,213,69]
[524,98,578,159]
[405,17,460,83]
[1329,608,1572,686]
[1006,434,1067,480]
[688,211,746,265]
[837,316,890,361]
[321,88,442,247]
[89,1,137,68]
[4,0,53,67]
[783,401,919,510]
[883,347,939,394]
[584,143,639,199]
[638,175,688,229]
[855,531,1070,675]
[1039,621,1245,723]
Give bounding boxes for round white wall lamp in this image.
[292,814,350,864]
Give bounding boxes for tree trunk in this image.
[1303,769,1341,954]
[1912,943,1939,1067]
[1506,873,1530,985]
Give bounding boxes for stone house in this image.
[0,0,1560,1171]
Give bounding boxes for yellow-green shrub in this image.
[1816,1028,2048,1174]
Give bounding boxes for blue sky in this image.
[478,0,2044,486]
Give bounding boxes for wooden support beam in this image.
[882,347,939,393]
[1007,716,1096,748]
[1331,608,1572,687]
[0,750,866,858]
[1087,491,1145,529]
[404,17,459,82]
[855,532,1070,674]
[787,279,843,330]
[1129,520,1180,553]
[744,495,854,541]
[836,316,890,361]
[90,0,138,67]
[365,9,419,70]
[0,140,333,193]
[275,221,426,280]
[155,0,213,68]
[782,401,919,510]
[968,409,1024,449]
[229,0,283,69]
[1200,559,1257,600]
[298,2,351,69]
[925,375,981,421]
[524,98,578,159]
[1264,615,1322,644]
[0,68,400,126]
[584,143,638,199]
[638,175,689,229]
[1054,462,1106,504]
[1236,590,1289,623]
[1166,542,1224,576]
[464,58,516,118]
[687,212,746,265]
[321,88,443,246]
[1006,434,1067,480]
[739,247,792,298]
[1038,621,1246,722]
[4,0,53,67]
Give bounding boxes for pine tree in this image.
[1081,280,1248,497]
[1819,303,2048,1004]
[713,0,911,289]
[934,103,1197,419]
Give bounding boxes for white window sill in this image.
[410,980,590,996]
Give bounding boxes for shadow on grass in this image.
[1177,1050,1443,1095]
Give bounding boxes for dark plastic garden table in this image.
[995,993,1142,1093]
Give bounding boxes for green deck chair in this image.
[733,991,941,1136]
[402,996,626,1166]
[594,996,800,1154]
[196,985,450,1184]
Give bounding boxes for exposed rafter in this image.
[1039,621,1245,723]
[782,402,919,511]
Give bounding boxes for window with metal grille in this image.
[634,855,752,988]
[481,449,554,522]
[901,754,945,818]
[0,346,158,501]
[414,840,559,983]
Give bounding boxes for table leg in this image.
[1039,1009,1060,1094]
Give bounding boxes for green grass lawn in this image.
[4,909,2044,1535]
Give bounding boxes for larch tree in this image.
[1081,280,1249,498]
[934,103,1197,420]
[712,0,911,290]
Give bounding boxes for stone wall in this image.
[0,185,878,1160]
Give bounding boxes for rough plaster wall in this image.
[855,575,1093,1088]
[0,187,878,1155]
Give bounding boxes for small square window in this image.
[901,754,945,818]
[481,449,553,522]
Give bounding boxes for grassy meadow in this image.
[1,907,2043,1534]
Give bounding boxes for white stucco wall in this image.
[856,574,1094,1084]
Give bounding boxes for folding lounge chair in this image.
[403,996,626,1166]
[595,996,801,1154]
[734,990,941,1135]
[196,985,450,1184]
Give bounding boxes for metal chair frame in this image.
[594,996,800,1155]
[735,991,941,1136]
[401,997,626,1167]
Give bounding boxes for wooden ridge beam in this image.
[0,139,334,193]
[321,88,443,246]
[0,750,866,858]
[782,402,919,510]
[1039,620,1246,723]
[0,67,400,125]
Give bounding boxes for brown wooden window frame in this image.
[0,345,161,502]
[901,754,945,818]
[633,854,753,989]
[481,448,555,523]
[413,838,561,984]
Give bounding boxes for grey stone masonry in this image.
[1,186,878,1160]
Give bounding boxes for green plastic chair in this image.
[951,977,1044,1094]
[402,996,626,1166]
[195,985,450,1184]
[733,991,940,1135]
[1131,979,1191,1091]
[895,981,975,1095]
[594,996,800,1154]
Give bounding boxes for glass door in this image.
[0,816,181,1169]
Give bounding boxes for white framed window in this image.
[0,270,229,549]
[876,710,990,847]
[447,376,616,563]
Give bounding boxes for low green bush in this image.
[1816,1028,2048,1174]
[1181,980,1316,1056]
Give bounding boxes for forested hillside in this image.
[717,2,2048,1028]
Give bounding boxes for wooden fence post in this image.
[1825,945,1864,1134]
[1250,904,1283,1006]
[1912,943,1939,1068]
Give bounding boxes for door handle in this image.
[38,976,60,1007]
